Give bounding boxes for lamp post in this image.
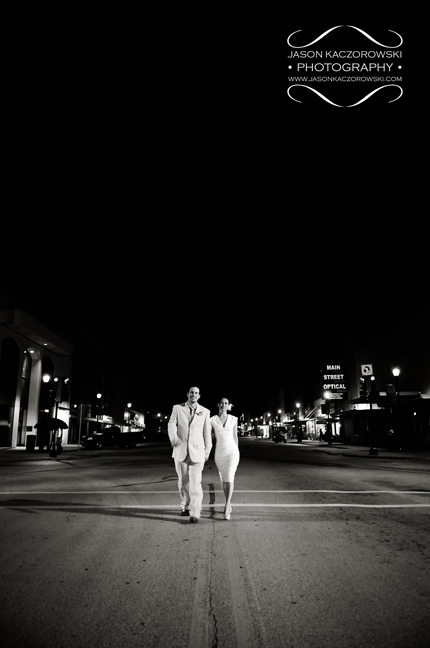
[38,373,52,451]
[124,402,133,433]
[390,368,401,450]
[295,403,302,442]
[78,402,83,452]
[96,392,102,428]
[322,394,332,445]
[392,367,400,401]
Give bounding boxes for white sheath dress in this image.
[211,415,240,482]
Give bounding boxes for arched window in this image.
[17,353,32,445]
[0,338,20,446]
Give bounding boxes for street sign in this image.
[322,382,348,392]
[361,364,373,376]
[322,363,348,398]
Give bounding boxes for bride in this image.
[210,398,240,520]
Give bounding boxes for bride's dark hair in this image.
[218,398,233,411]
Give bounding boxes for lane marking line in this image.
[188,524,211,648]
[2,504,430,509]
[1,490,429,495]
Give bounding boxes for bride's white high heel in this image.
[224,505,232,520]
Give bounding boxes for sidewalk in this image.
[0,444,101,461]
[281,439,430,461]
[1,441,430,463]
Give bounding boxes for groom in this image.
[168,386,212,523]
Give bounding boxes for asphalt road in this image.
[1,439,429,648]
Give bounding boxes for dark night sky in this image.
[2,3,425,423]
[2,234,428,417]
[1,10,422,415]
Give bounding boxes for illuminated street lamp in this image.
[41,373,52,416]
[370,375,376,401]
[95,393,102,426]
[125,402,133,428]
[392,367,400,401]
[295,403,302,443]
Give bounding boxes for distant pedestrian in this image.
[168,387,212,523]
[210,398,240,520]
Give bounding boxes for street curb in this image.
[311,449,430,461]
[0,449,103,462]
[340,454,430,460]
[57,453,102,460]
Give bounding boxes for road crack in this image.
[208,521,218,647]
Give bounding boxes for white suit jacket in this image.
[168,402,212,463]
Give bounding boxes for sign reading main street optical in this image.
[322,363,348,398]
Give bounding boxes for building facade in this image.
[342,306,430,449]
[0,287,145,448]
[264,306,430,449]
[0,302,73,447]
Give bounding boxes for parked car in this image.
[80,426,143,449]
[141,429,169,443]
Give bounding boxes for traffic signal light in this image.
[359,377,368,399]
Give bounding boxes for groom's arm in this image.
[203,411,212,460]
[168,406,181,447]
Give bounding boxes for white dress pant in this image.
[174,458,204,518]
